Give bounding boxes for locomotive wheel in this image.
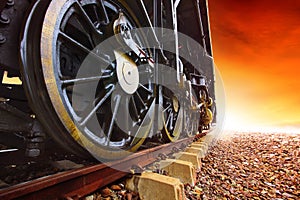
[184,91,199,137]
[183,109,198,137]
[161,87,183,142]
[21,0,155,159]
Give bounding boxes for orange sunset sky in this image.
[208,0,300,131]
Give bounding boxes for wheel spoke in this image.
[58,31,111,65]
[136,91,146,106]
[92,4,101,23]
[130,96,140,120]
[130,99,154,146]
[166,112,173,130]
[61,74,112,85]
[73,1,102,37]
[59,31,91,52]
[138,83,153,93]
[79,85,114,126]
[106,94,121,146]
[96,0,109,24]
[163,104,171,113]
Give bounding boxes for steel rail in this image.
[0,137,193,199]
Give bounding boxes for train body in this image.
[0,0,216,160]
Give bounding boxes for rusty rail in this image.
[0,137,193,199]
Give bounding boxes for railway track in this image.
[0,136,201,199]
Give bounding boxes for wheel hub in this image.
[115,51,139,94]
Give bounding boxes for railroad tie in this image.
[126,172,185,200]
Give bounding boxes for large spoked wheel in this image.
[21,0,154,159]
[161,87,183,142]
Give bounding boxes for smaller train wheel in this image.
[183,108,198,137]
[161,87,183,142]
[21,0,154,159]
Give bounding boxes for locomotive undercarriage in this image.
[0,0,215,160]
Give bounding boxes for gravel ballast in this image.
[186,132,300,199]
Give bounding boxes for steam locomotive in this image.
[0,0,215,160]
